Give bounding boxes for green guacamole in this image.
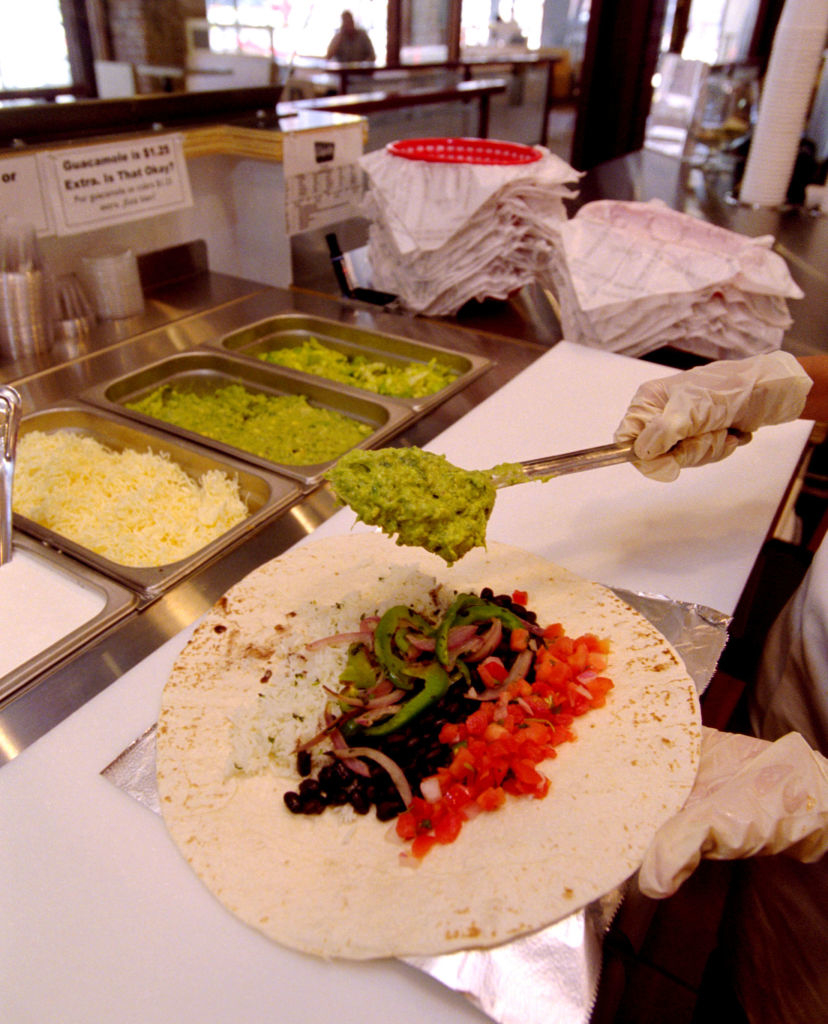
[126,383,372,465]
[327,447,499,565]
[258,337,457,398]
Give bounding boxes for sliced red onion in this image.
[332,747,413,807]
[324,686,363,707]
[505,647,533,685]
[407,633,436,652]
[305,630,369,651]
[295,705,364,751]
[365,688,406,709]
[465,620,502,662]
[330,728,371,776]
[354,703,403,726]
[369,677,393,697]
[466,685,507,702]
[447,624,481,649]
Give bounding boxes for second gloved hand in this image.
[638,727,828,898]
[614,351,812,481]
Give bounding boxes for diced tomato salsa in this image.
[395,624,613,858]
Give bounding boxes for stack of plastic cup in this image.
[53,273,96,350]
[0,218,52,362]
[80,247,145,320]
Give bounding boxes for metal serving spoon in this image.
[328,431,751,565]
[488,440,637,487]
[0,385,21,566]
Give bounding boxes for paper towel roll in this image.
[739,0,828,207]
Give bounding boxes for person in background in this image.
[326,10,376,63]
[488,15,526,47]
[615,350,828,1024]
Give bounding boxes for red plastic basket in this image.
[386,137,542,165]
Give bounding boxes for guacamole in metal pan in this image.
[327,447,499,564]
[259,337,457,398]
[126,383,372,465]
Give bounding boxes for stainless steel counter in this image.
[0,285,546,764]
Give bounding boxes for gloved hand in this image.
[638,726,828,898]
[614,351,813,481]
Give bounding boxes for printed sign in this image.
[282,121,363,235]
[0,154,51,232]
[38,134,193,235]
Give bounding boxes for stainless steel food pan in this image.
[80,350,413,485]
[210,313,492,413]
[13,403,302,596]
[0,532,137,705]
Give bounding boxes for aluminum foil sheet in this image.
[608,586,729,696]
[102,587,729,1024]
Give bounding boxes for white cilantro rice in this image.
[226,565,455,777]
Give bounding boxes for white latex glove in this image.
[639,726,828,898]
[614,351,813,481]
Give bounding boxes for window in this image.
[461,1,543,49]
[205,1,386,62]
[0,0,70,91]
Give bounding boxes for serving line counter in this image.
[0,284,545,762]
[0,270,813,1022]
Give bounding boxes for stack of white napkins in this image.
[542,199,803,360]
[360,144,581,316]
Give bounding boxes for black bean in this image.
[318,763,342,793]
[284,791,303,813]
[349,789,372,814]
[376,798,404,822]
[299,778,321,797]
[296,749,312,777]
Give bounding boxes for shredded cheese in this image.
[14,430,249,567]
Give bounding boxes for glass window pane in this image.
[238,27,273,56]
[0,0,70,90]
[206,1,239,28]
[206,0,386,63]
[209,25,241,54]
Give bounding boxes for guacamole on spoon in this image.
[327,447,520,564]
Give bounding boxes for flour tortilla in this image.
[157,533,701,959]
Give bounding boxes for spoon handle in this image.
[492,442,636,487]
[491,429,752,489]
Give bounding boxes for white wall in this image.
[38,153,292,290]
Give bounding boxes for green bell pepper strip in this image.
[434,594,480,665]
[339,646,378,689]
[454,602,529,632]
[363,663,452,737]
[434,594,529,666]
[373,604,434,690]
